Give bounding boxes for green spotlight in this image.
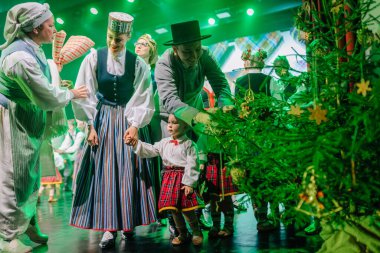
[90,8,98,15]
[127,0,135,2]
[247,8,254,16]
[208,18,215,25]
[56,17,64,24]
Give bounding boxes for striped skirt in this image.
[158,167,203,213]
[0,101,44,239]
[70,104,157,231]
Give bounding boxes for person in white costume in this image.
[0,2,87,253]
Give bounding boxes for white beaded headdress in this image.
[108,12,133,34]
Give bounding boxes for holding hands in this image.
[87,125,99,146]
[123,126,138,147]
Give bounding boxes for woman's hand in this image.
[181,185,194,196]
[71,86,88,99]
[87,125,98,146]
[123,126,138,146]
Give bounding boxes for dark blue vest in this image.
[96,48,136,106]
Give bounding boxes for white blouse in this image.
[133,135,200,188]
[72,48,154,128]
[1,37,73,110]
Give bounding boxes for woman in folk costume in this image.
[70,12,156,249]
[134,34,167,224]
[0,3,88,253]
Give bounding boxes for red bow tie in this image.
[170,140,179,145]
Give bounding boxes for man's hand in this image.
[207,107,219,114]
[193,112,211,125]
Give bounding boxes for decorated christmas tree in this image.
[205,0,380,251]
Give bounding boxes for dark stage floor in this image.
[20,191,322,252]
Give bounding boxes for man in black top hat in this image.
[154,19,234,240]
[155,20,233,134]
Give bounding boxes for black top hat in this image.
[163,20,211,46]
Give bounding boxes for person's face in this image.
[167,114,187,139]
[134,39,150,61]
[37,17,56,44]
[173,41,202,68]
[106,29,129,55]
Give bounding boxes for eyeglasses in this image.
[134,42,149,47]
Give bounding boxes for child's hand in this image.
[181,185,194,196]
[87,126,99,146]
[199,164,205,171]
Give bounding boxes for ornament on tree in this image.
[299,31,311,42]
[308,104,328,125]
[356,79,372,97]
[288,105,304,117]
[295,166,342,218]
[230,167,245,185]
[239,88,255,119]
[330,2,343,14]
[357,28,375,46]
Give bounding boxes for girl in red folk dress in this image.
[126,114,204,246]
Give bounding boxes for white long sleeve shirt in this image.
[71,48,154,127]
[58,130,85,154]
[0,37,73,110]
[133,135,200,188]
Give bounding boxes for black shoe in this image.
[99,231,116,248]
[121,231,134,240]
